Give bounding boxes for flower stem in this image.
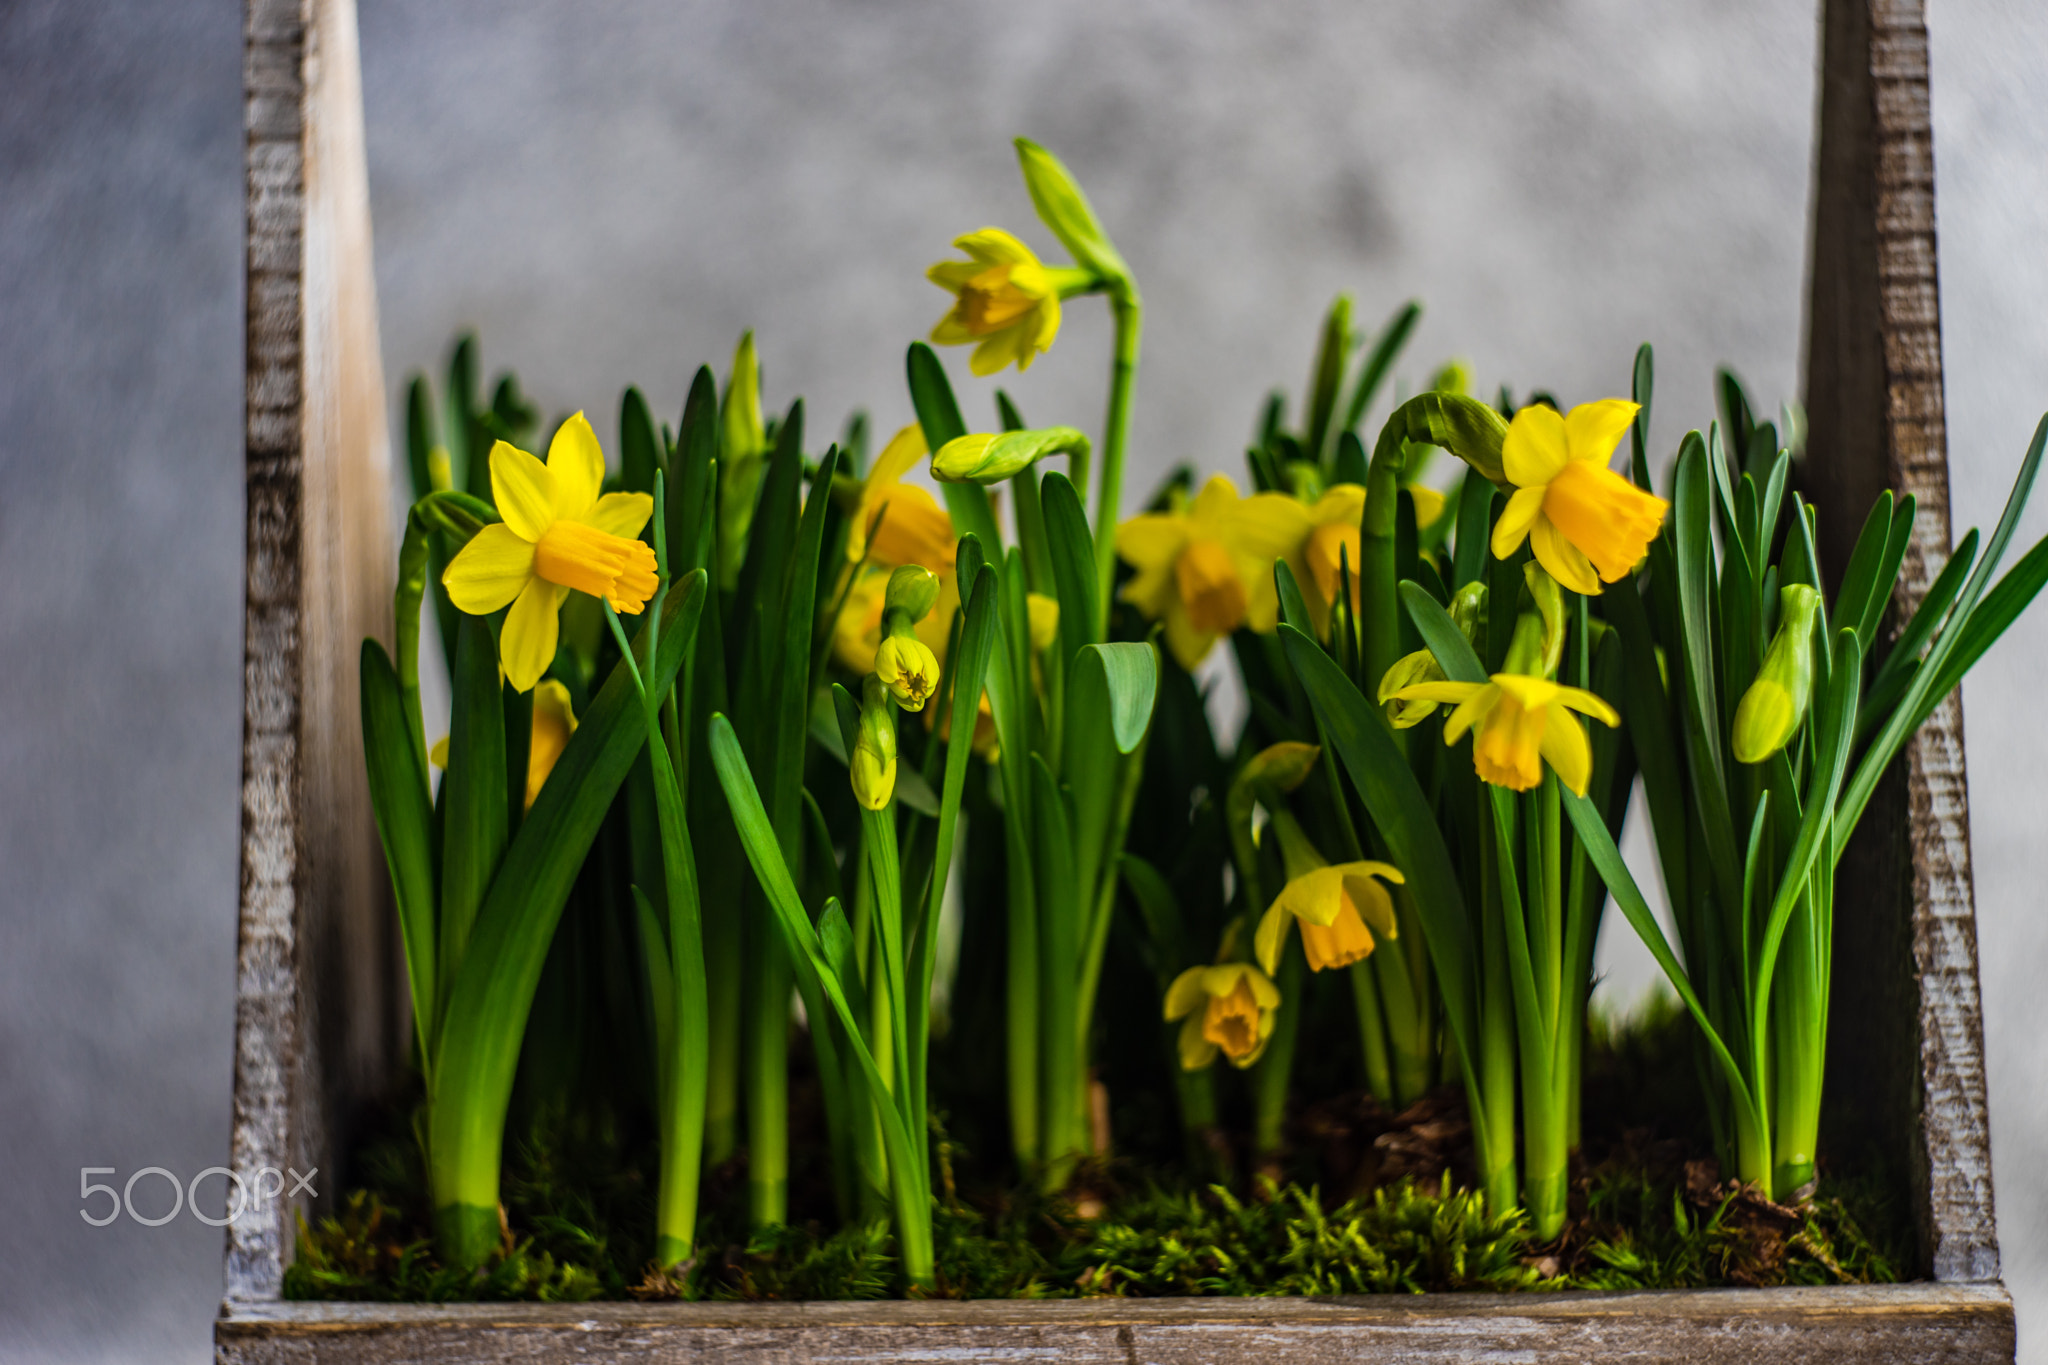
[1092,289,1141,629]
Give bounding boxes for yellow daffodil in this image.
[1293,484,1364,634]
[927,229,1064,376]
[1027,593,1060,653]
[1490,400,1668,596]
[847,424,955,571]
[876,633,941,712]
[1116,474,1312,669]
[1389,673,1620,795]
[1255,859,1403,976]
[428,679,578,811]
[441,414,655,692]
[1163,962,1281,1070]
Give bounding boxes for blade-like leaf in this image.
[907,342,1000,551]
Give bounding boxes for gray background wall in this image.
[2,2,2044,1360]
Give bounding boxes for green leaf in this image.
[1306,294,1351,467]
[361,640,438,1067]
[1279,625,1479,1072]
[438,613,509,1011]
[1560,786,1760,1138]
[1630,344,1654,492]
[1400,581,1485,683]
[1857,495,1918,653]
[621,386,661,496]
[1075,642,1156,754]
[1829,490,1896,644]
[1042,472,1100,655]
[907,342,1000,551]
[1920,529,2048,720]
[1341,300,1422,436]
[429,573,706,1215]
[996,390,1027,432]
[669,366,719,576]
[405,374,437,503]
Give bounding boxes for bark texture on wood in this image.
[216,1285,2013,1364]
[229,0,397,1304]
[1804,0,1999,1285]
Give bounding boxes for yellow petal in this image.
[1563,399,1640,466]
[1343,873,1400,939]
[1116,513,1187,574]
[546,411,606,519]
[1278,866,1345,928]
[1409,484,1448,529]
[429,736,449,769]
[1531,517,1603,595]
[1389,680,1486,706]
[1032,292,1062,355]
[1491,673,1563,709]
[490,441,557,542]
[870,423,929,487]
[1254,902,1291,977]
[926,260,986,291]
[1200,964,1248,999]
[1555,684,1622,727]
[930,313,976,346]
[1502,403,1570,488]
[1245,966,1282,1010]
[1178,1012,1219,1070]
[1491,485,1548,559]
[1538,708,1594,796]
[582,491,654,539]
[1160,600,1217,671]
[443,523,537,614]
[1164,965,1210,1020]
[1308,483,1366,529]
[952,227,1035,267]
[1346,859,1405,886]
[1190,474,1240,525]
[500,576,565,693]
[969,334,1013,377]
[1440,684,1499,745]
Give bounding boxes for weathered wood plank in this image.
[1803,0,2000,1285]
[228,0,398,1305]
[215,1285,2013,1364]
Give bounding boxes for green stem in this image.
[1350,959,1396,1105]
[1253,943,1305,1160]
[1092,289,1141,629]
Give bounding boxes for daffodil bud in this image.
[1378,649,1448,728]
[931,427,1091,485]
[427,444,453,492]
[1733,584,1822,764]
[1449,580,1487,641]
[875,633,941,712]
[851,678,899,811]
[1429,360,1472,397]
[885,565,941,623]
[721,330,766,461]
[1013,137,1131,290]
[1379,392,1512,487]
[1501,610,1550,680]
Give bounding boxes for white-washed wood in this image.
[229,0,397,1305]
[216,1285,2013,1364]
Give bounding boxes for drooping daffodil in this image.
[1388,672,1620,795]
[1116,474,1312,669]
[1252,809,1403,975]
[1164,961,1282,1071]
[442,413,656,692]
[429,678,578,811]
[927,229,1083,376]
[846,424,956,572]
[1491,399,1669,596]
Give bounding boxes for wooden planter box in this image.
[217,0,2011,1357]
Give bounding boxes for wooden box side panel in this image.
[228,0,398,1305]
[1804,0,1999,1282]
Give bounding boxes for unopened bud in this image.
[1523,562,1566,678]
[1733,584,1822,764]
[931,427,1091,485]
[1378,649,1448,729]
[851,679,899,810]
[885,565,941,622]
[875,633,941,712]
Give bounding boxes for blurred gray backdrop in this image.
[3,2,2046,1360]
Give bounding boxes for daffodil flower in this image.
[1390,673,1620,795]
[846,424,955,571]
[927,229,1079,376]
[429,679,578,811]
[1255,858,1404,976]
[834,569,960,679]
[441,414,655,692]
[1163,962,1281,1070]
[1116,474,1311,669]
[1491,400,1669,595]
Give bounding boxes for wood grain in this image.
[1804,0,2000,1285]
[229,0,398,1304]
[215,1285,2013,1364]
